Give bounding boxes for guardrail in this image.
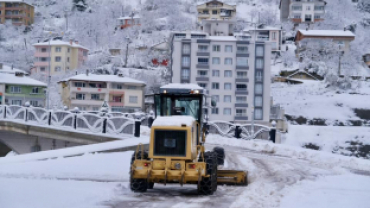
[0,105,155,138]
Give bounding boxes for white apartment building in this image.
[170,30,271,125]
[243,25,283,54]
[280,0,327,24]
[58,73,146,112]
[197,0,236,22]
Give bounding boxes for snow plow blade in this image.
[217,170,248,185]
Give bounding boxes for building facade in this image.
[117,15,140,30]
[171,31,271,125]
[58,73,146,112]
[197,0,236,22]
[33,40,89,75]
[0,0,34,26]
[243,25,283,54]
[280,0,326,24]
[0,73,46,106]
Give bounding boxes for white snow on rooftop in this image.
[0,73,46,87]
[208,36,237,41]
[161,83,203,90]
[298,30,355,37]
[0,64,29,75]
[117,15,140,20]
[0,0,32,6]
[244,26,281,31]
[33,40,89,51]
[152,116,195,127]
[61,74,146,85]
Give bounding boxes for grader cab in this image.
[130,84,247,195]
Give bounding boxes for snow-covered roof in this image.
[0,0,33,6]
[244,26,281,32]
[0,64,29,75]
[0,73,47,87]
[161,83,203,90]
[298,30,355,38]
[197,0,236,6]
[61,74,146,85]
[152,116,195,127]
[287,70,319,81]
[208,36,237,41]
[117,15,140,20]
[33,40,89,51]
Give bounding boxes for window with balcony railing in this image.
[182,44,190,54]
[237,46,248,53]
[182,56,190,67]
[191,34,206,39]
[236,109,247,117]
[198,58,209,65]
[197,70,208,77]
[112,96,122,103]
[255,84,263,94]
[91,94,100,100]
[198,45,208,52]
[76,93,85,100]
[181,69,190,80]
[254,96,263,107]
[237,71,248,78]
[236,84,247,91]
[236,96,247,103]
[75,82,86,88]
[236,57,248,66]
[256,71,263,81]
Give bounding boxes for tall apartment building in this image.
[0,0,34,26]
[280,0,327,24]
[58,73,146,112]
[33,40,89,75]
[170,30,271,125]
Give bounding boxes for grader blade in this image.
[217,170,248,186]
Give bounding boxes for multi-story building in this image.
[33,40,89,75]
[170,30,271,125]
[58,73,146,112]
[197,0,236,23]
[242,24,283,54]
[116,15,140,30]
[0,0,34,26]
[279,0,327,24]
[0,72,46,106]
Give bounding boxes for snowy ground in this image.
[1,134,370,208]
[271,80,370,123]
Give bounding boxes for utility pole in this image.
[124,36,130,67]
[47,33,52,109]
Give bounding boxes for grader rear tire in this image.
[198,151,218,195]
[130,151,149,193]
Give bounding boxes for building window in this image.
[255,109,263,120]
[255,83,263,94]
[129,96,138,103]
[224,95,231,103]
[182,44,190,54]
[306,6,311,10]
[112,84,123,89]
[55,47,61,52]
[91,94,100,100]
[198,45,208,52]
[255,96,263,107]
[10,86,21,93]
[237,46,248,53]
[55,56,61,62]
[41,48,47,52]
[314,14,321,19]
[256,46,264,56]
[12,100,22,106]
[314,6,325,10]
[212,10,217,15]
[236,84,247,91]
[76,93,85,100]
[197,70,207,77]
[225,45,233,52]
[212,45,220,52]
[83,51,88,56]
[256,71,263,81]
[181,69,190,80]
[67,48,71,53]
[40,57,48,62]
[223,108,231,115]
[211,108,219,114]
[256,59,264,69]
[272,32,276,40]
[40,67,46,72]
[31,87,40,94]
[30,100,38,107]
[236,109,247,116]
[224,83,232,90]
[211,95,219,102]
[212,70,220,77]
[211,83,219,89]
[237,71,247,78]
[198,58,209,65]
[198,83,207,88]
[112,96,122,102]
[224,70,232,77]
[182,56,190,67]
[236,96,247,103]
[175,33,186,39]
[74,82,85,87]
[67,57,70,62]
[293,14,301,19]
[225,58,233,65]
[55,66,61,72]
[292,5,302,11]
[236,57,248,66]
[212,57,220,64]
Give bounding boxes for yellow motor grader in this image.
[130,84,247,195]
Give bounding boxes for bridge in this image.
[0,105,150,156]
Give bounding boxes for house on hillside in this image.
[149,42,169,67]
[287,70,321,81]
[0,0,35,26]
[33,40,89,75]
[0,63,29,75]
[243,24,283,54]
[117,15,140,30]
[295,30,355,55]
[363,52,370,68]
[279,0,327,25]
[58,72,146,112]
[0,72,46,106]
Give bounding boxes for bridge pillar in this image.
[134,119,141,137]
[0,140,12,157]
[235,126,241,139]
[270,121,277,143]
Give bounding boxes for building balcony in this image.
[195,77,209,81]
[235,78,249,82]
[236,65,249,70]
[109,90,125,95]
[109,101,124,107]
[34,62,49,67]
[198,13,210,18]
[234,115,248,120]
[4,14,25,18]
[197,51,210,56]
[220,12,231,17]
[235,89,248,95]
[3,7,26,11]
[196,63,209,69]
[71,87,108,93]
[71,99,104,106]
[34,52,49,57]
[235,103,248,107]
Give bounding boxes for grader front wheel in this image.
[198,151,218,195]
